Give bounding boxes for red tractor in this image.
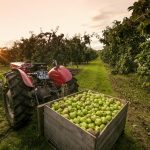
[1,61,78,128]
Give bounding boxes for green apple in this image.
[91,115,97,122]
[86,118,92,124]
[57,108,63,113]
[52,103,59,110]
[106,115,112,121]
[80,122,88,129]
[93,103,99,108]
[95,111,102,116]
[62,108,69,114]
[77,105,81,109]
[95,118,102,126]
[88,123,95,129]
[101,117,107,124]
[94,99,99,103]
[99,124,105,131]
[80,117,86,122]
[67,106,72,111]
[117,106,121,110]
[113,110,119,114]
[106,111,111,115]
[94,108,99,111]
[69,112,77,119]
[63,114,69,119]
[70,119,74,123]
[82,109,88,115]
[72,102,77,107]
[99,101,103,105]
[73,118,80,124]
[95,126,100,133]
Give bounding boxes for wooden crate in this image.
[37,91,128,150]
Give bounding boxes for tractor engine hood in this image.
[48,66,72,86]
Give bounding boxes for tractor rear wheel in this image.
[3,70,33,128]
[67,77,79,94]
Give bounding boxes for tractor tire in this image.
[3,70,33,129]
[67,77,79,94]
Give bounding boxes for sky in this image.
[0,0,136,50]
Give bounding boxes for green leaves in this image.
[100,18,143,74]
[0,31,97,66]
[99,0,150,88]
[135,41,150,88]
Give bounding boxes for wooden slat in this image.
[37,104,45,136]
[44,105,96,150]
[95,103,128,150]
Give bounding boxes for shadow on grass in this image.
[14,113,50,150]
[0,111,50,150]
[112,132,142,150]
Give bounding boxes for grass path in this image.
[0,60,115,150]
[75,59,150,150]
[0,60,150,149]
[76,59,114,95]
[110,74,150,150]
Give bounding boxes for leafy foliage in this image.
[100,19,145,74]
[128,0,150,35]
[100,0,150,87]
[0,30,97,66]
[135,40,150,88]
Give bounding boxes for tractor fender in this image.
[48,66,72,86]
[15,69,34,88]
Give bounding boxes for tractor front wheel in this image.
[3,71,33,128]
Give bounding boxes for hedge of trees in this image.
[0,30,97,66]
[100,0,150,88]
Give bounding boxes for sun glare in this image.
[0,49,8,63]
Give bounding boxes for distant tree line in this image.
[99,0,150,88]
[0,29,98,66]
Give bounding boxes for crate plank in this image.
[95,103,128,150]
[44,105,96,150]
[37,104,45,136]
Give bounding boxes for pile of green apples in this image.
[51,90,123,135]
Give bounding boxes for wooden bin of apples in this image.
[37,90,129,150]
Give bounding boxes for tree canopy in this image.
[0,30,97,67]
[100,0,150,88]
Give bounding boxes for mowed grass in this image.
[0,65,9,73]
[75,59,114,95]
[0,60,115,150]
[0,65,9,80]
[110,74,150,150]
[0,61,150,150]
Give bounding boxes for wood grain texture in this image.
[37,104,45,136]
[95,103,128,150]
[44,105,96,150]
